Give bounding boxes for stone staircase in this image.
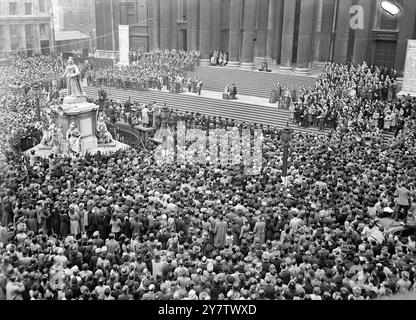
[79,86,396,143]
[82,86,325,135]
[189,66,317,99]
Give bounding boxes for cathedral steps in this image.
[62,86,395,142]
[189,66,318,99]
[82,86,325,136]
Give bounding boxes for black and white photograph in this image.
[0,0,416,312]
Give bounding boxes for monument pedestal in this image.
[27,95,129,158]
[53,96,99,154]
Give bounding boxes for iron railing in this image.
[113,126,142,148]
[10,130,43,153]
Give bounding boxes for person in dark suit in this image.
[230,84,237,100]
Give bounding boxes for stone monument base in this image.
[28,95,130,158]
[26,140,129,158]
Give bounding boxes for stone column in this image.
[199,0,211,65]
[312,0,323,64]
[4,24,11,51]
[266,0,277,63]
[228,0,242,67]
[333,0,352,63]
[160,0,171,50]
[254,0,269,69]
[273,0,284,64]
[295,0,315,74]
[240,0,257,70]
[33,23,41,54]
[170,0,178,49]
[395,0,416,73]
[352,0,372,65]
[110,0,116,51]
[279,0,297,72]
[148,0,160,50]
[20,24,26,53]
[317,0,335,62]
[153,0,160,50]
[186,0,198,50]
[47,24,54,52]
[211,0,221,51]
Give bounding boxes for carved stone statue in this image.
[40,124,56,147]
[52,127,64,154]
[96,116,113,144]
[62,57,83,98]
[66,122,82,155]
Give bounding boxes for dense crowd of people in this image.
[292,62,407,134]
[0,87,45,171]
[86,50,200,93]
[1,54,63,90]
[1,54,416,301]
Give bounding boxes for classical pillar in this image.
[317,0,336,62]
[33,23,41,54]
[395,0,416,73]
[211,0,221,51]
[170,0,178,49]
[47,24,54,52]
[279,0,297,71]
[352,0,372,65]
[110,0,116,51]
[333,0,352,63]
[266,0,277,63]
[254,0,269,68]
[4,24,11,51]
[312,0,323,64]
[160,0,171,49]
[295,0,315,74]
[153,0,160,50]
[186,0,198,51]
[148,0,160,50]
[272,0,284,64]
[20,24,26,52]
[240,0,257,70]
[199,0,211,65]
[228,0,242,67]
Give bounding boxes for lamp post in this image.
[280,120,293,187]
[159,102,171,138]
[32,83,41,121]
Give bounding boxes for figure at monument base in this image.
[66,122,82,156]
[96,116,114,144]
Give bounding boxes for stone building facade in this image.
[95,0,416,73]
[52,0,96,53]
[0,0,54,55]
